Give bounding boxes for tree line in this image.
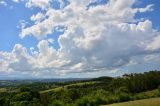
[0,70,160,106]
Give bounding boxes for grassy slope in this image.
[0,88,7,92]
[40,81,99,93]
[104,98,160,106]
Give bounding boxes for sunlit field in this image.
[104,98,160,106]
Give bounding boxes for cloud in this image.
[20,0,153,39]
[48,38,54,44]
[30,12,46,23]
[26,0,51,10]
[0,1,7,6]
[137,4,154,13]
[12,0,20,3]
[1,0,160,78]
[146,36,160,51]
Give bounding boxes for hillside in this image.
[0,71,160,106]
[104,98,160,106]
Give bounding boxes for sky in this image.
[0,0,160,79]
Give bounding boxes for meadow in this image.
[104,98,160,106]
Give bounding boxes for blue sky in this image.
[0,0,160,51]
[135,0,160,29]
[0,0,160,79]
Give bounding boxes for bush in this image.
[30,91,40,99]
[117,93,130,102]
[50,100,65,106]
[107,96,119,104]
[13,92,32,101]
[158,86,160,96]
[75,97,96,106]
[74,91,109,106]
[0,97,5,106]
[20,86,31,92]
[115,87,129,95]
[134,94,146,100]
[11,101,29,106]
[94,95,108,105]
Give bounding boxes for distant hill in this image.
[0,78,90,87]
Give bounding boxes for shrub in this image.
[50,100,65,106]
[115,87,129,95]
[13,92,32,101]
[94,95,108,105]
[0,97,5,106]
[117,93,130,102]
[105,96,119,104]
[20,86,31,92]
[134,93,149,100]
[11,101,29,106]
[75,97,96,106]
[158,86,160,96]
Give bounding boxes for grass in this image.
[40,86,62,93]
[40,81,99,94]
[0,88,7,92]
[103,98,160,106]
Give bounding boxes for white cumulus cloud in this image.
[1,0,160,78]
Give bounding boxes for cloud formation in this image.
[1,0,160,78]
[0,1,7,6]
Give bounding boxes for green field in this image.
[40,81,99,93]
[104,98,160,106]
[0,88,7,92]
